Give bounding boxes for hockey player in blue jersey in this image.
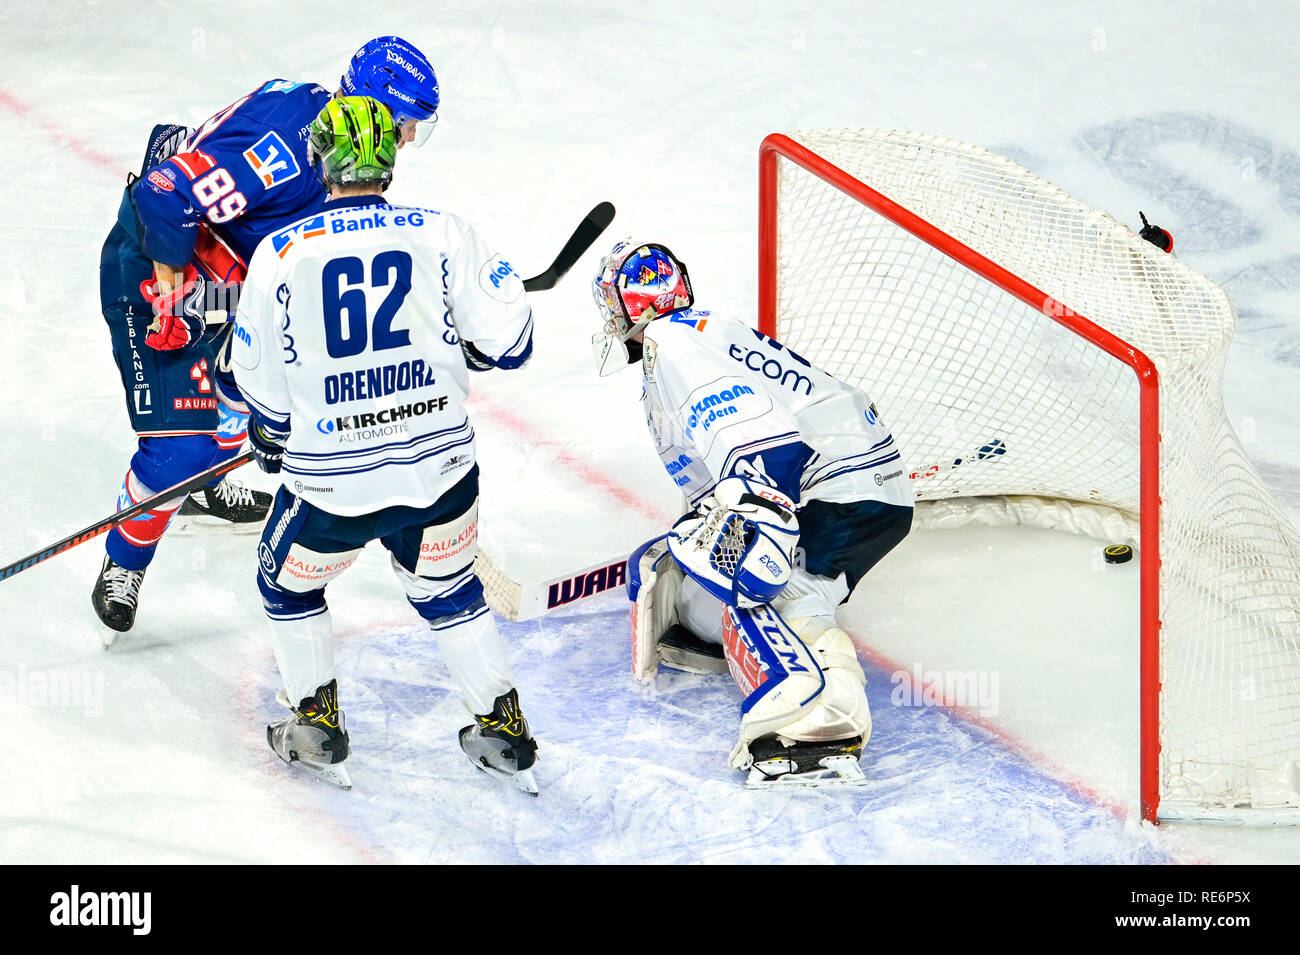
[93,37,440,639]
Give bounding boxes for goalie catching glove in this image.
[667,476,799,608]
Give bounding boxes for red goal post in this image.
[757,130,1296,825]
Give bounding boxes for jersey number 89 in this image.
[193,168,248,224]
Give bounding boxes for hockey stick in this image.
[1,205,617,585]
[519,553,629,620]
[499,439,1011,618]
[0,451,255,582]
[908,438,1007,481]
[522,201,616,292]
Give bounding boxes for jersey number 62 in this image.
[321,252,414,359]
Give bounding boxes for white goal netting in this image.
[768,128,1300,820]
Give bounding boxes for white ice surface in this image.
[2,0,1300,863]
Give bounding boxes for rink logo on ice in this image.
[49,885,150,935]
[242,131,301,189]
[0,664,103,717]
[890,664,999,717]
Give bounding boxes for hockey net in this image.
[760,129,1300,824]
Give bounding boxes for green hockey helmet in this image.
[308,95,398,188]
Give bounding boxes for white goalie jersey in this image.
[231,196,533,515]
[640,310,910,509]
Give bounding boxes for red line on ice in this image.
[0,87,123,175]
[851,639,1130,820]
[468,392,677,524]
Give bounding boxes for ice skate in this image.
[90,554,146,646]
[458,688,539,795]
[744,735,867,789]
[174,477,272,533]
[267,679,352,789]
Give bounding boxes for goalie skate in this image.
[744,736,867,789]
[458,688,539,796]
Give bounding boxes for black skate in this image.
[458,688,539,795]
[745,735,867,789]
[91,554,146,645]
[175,477,271,533]
[267,679,352,789]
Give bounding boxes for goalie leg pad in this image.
[723,608,872,771]
[629,535,679,682]
[776,624,872,750]
[722,604,825,769]
[629,536,728,680]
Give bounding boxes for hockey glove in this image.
[249,413,289,474]
[461,339,494,372]
[667,477,800,607]
[142,264,207,350]
[1138,211,1174,254]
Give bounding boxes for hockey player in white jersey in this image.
[592,241,914,786]
[231,97,538,793]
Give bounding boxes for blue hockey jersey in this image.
[129,79,332,268]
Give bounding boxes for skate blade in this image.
[745,754,867,790]
[277,754,353,790]
[100,626,119,650]
[512,767,540,796]
[470,760,540,796]
[170,515,266,536]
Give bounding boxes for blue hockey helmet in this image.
[341,37,440,146]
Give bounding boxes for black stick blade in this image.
[523,201,616,292]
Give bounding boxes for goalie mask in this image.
[591,241,693,376]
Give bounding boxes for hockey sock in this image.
[430,607,516,715]
[105,468,184,570]
[269,609,336,705]
[213,400,250,460]
[106,435,223,569]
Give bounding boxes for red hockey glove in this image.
[141,264,207,350]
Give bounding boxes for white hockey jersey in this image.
[231,196,532,515]
[640,310,910,509]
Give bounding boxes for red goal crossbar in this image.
[757,133,1165,822]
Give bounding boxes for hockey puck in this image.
[1103,544,1134,564]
